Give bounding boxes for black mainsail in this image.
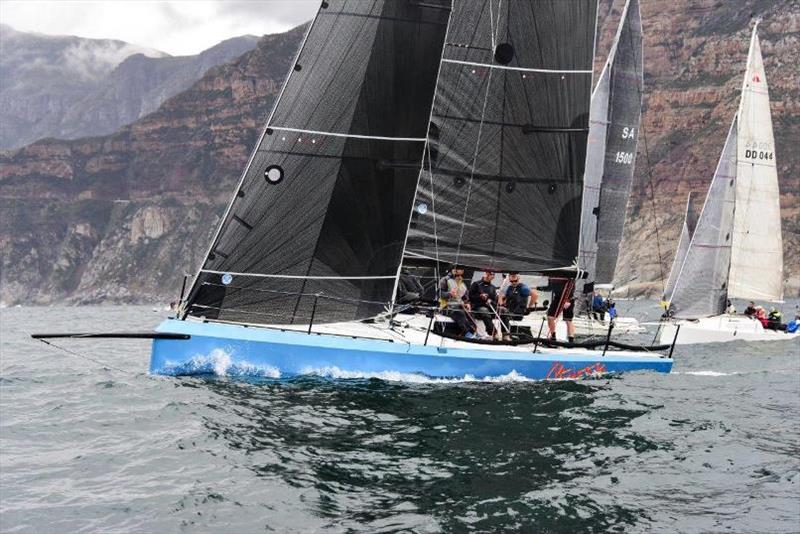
[183,0,451,326]
[403,0,598,273]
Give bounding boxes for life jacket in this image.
[440,277,467,308]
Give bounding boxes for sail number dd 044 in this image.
[744,149,774,161]
[743,139,774,161]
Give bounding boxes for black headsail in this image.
[578,0,643,287]
[402,0,597,273]
[183,0,451,326]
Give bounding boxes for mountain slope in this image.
[0,26,305,305]
[0,25,258,149]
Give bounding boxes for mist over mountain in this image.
[0,0,797,307]
[0,25,258,149]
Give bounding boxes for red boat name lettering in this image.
[546,361,607,379]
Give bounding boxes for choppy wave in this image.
[161,349,280,378]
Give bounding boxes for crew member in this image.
[498,272,533,341]
[469,270,499,339]
[540,276,576,343]
[439,265,476,338]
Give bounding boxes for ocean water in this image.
[1,304,798,533]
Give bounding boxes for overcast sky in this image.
[0,0,319,55]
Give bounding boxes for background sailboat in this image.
[659,23,796,345]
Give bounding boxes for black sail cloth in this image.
[184,0,451,326]
[578,0,643,291]
[404,0,597,273]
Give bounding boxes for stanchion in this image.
[533,317,546,354]
[424,311,435,346]
[602,321,615,356]
[308,295,319,334]
[668,324,681,359]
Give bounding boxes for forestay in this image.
[403,0,597,272]
[728,25,783,302]
[578,0,643,287]
[668,119,737,318]
[183,0,451,326]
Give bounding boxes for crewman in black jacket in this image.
[468,270,499,339]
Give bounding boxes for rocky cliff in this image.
[0,2,797,306]
[0,26,304,305]
[600,0,800,297]
[0,25,258,150]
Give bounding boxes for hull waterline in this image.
[150,319,672,380]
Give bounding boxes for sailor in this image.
[540,276,576,343]
[767,307,784,331]
[607,299,618,320]
[498,272,533,341]
[786,314,800,334]
[468,270,499,339]
[725,299,736,314]
[498,273,539,306]
[755,306,769,328]
[439,265,476,339]
[744,301,757,317]
[591,291,606,321]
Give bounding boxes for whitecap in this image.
[161,348,280,378]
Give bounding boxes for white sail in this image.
[668,118,737,318]
[728,24,784,301]
[663,192,699,301]
[577,64,610,282]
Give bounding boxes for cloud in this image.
[0,0,318,55]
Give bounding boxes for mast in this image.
[403,0,599,273]
[727,22,784,302]
[181,0,451,326]
[577,0,643,289]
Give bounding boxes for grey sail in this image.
[579,0,643,287]
[668,118,737,318]
[577,59,610,291]
[663,192,700,301]
[183,0,451,326]
[403,0,598,272]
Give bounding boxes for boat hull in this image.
[151,319,672,380]
[659,315,800,345]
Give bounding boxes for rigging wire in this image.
[33,338,131,374]
[626,4,667,298]
[454,0,504,268]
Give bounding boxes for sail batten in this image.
[183,0,452,326]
